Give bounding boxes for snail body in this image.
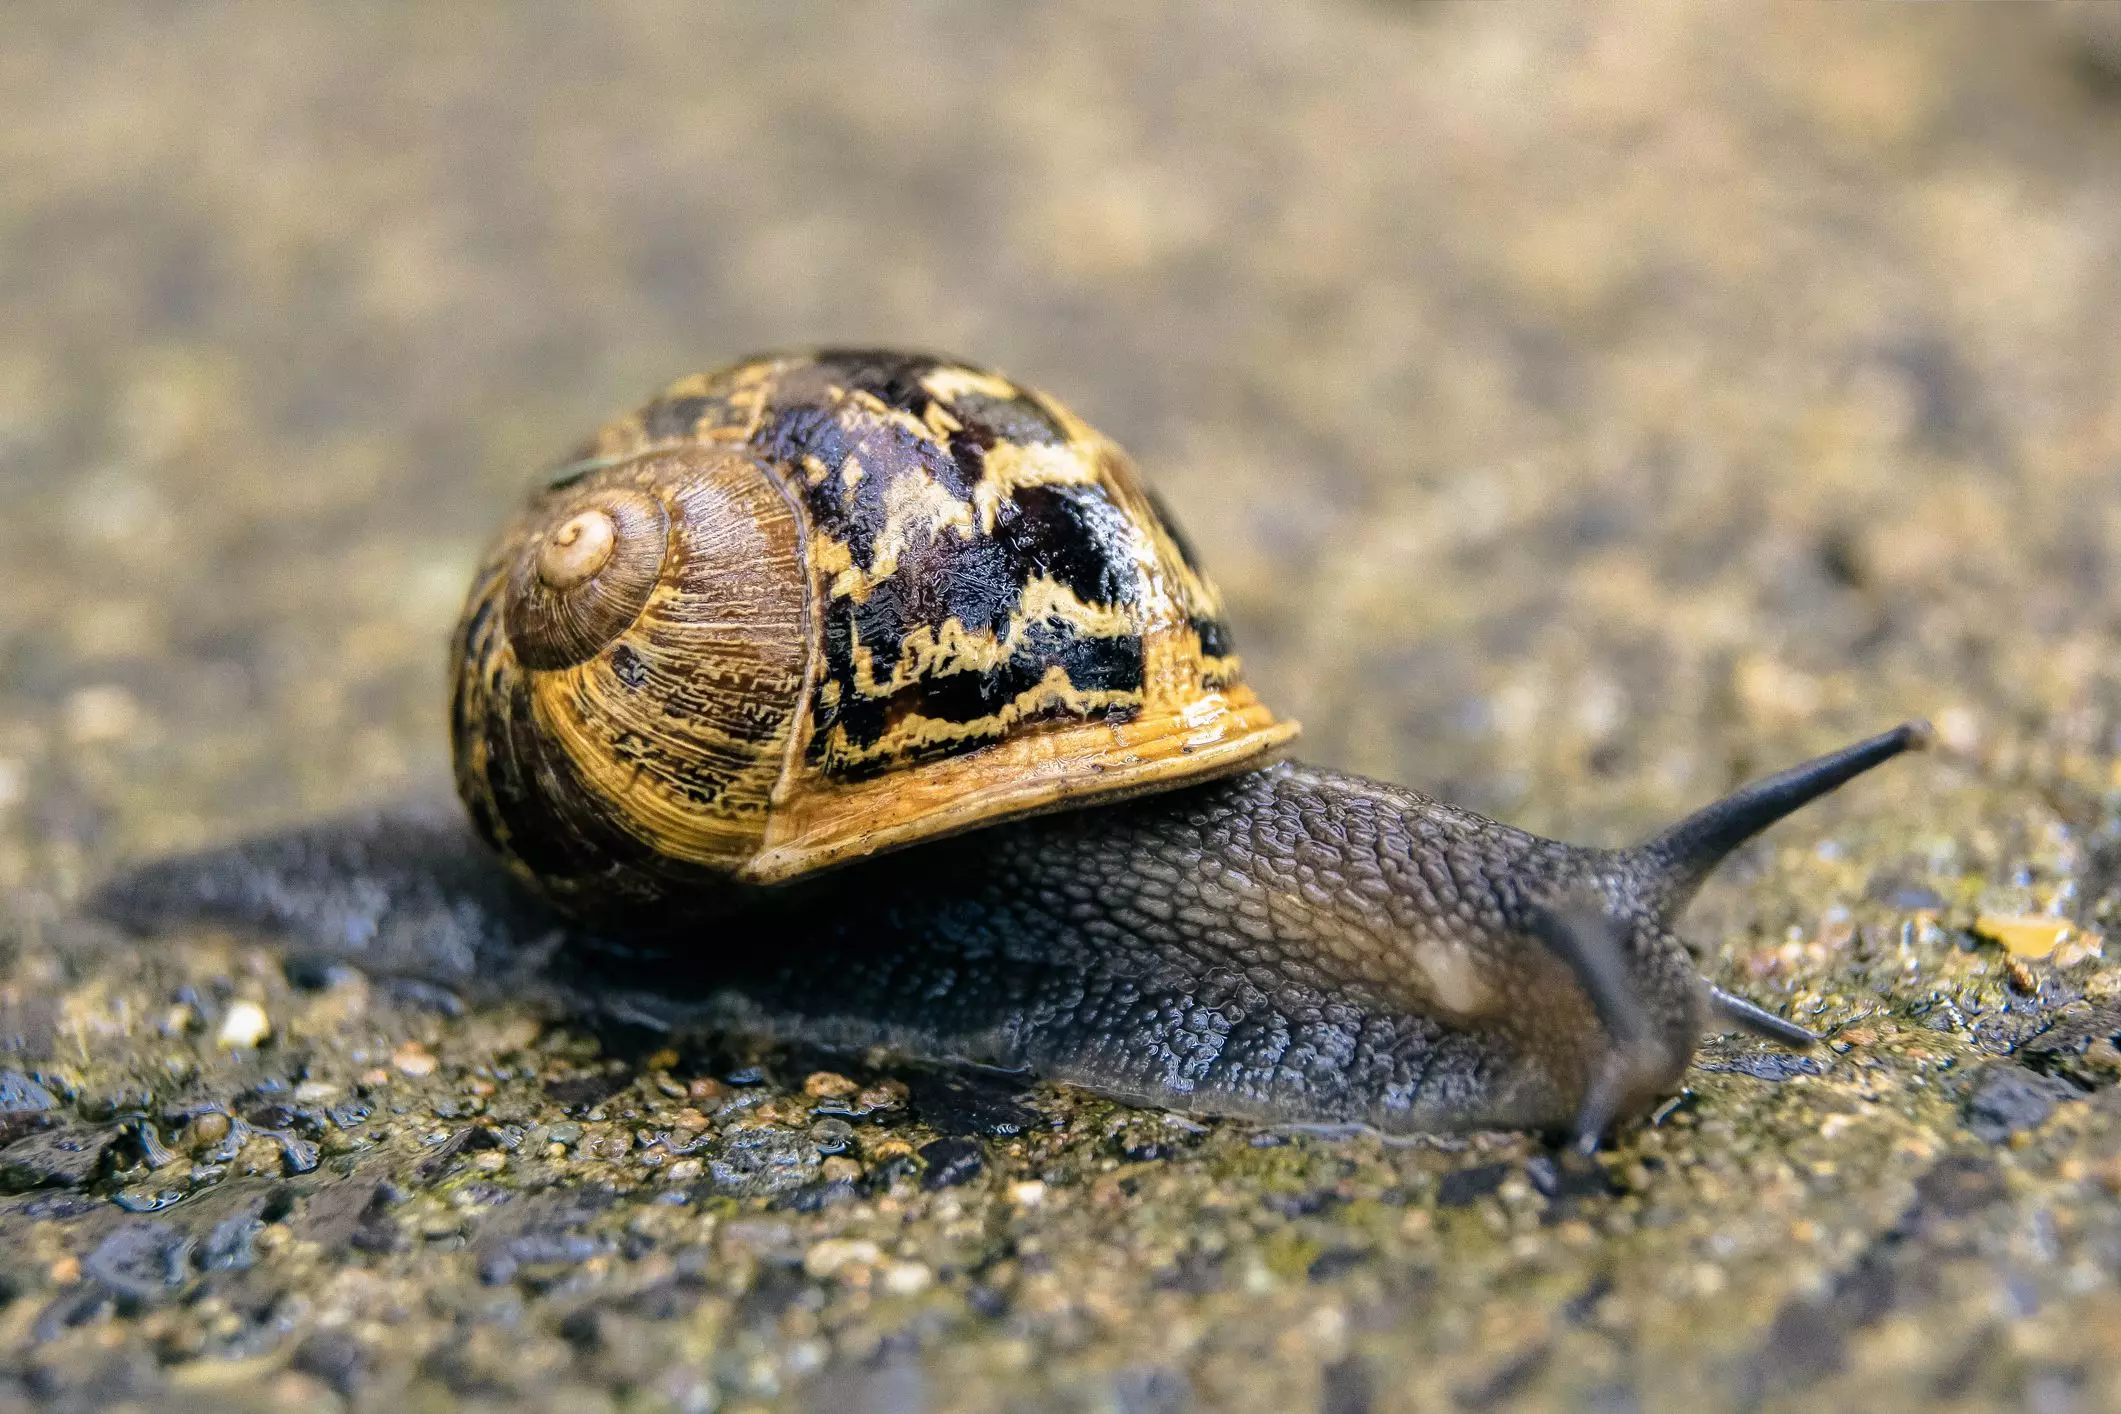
[443,349,1923,1144]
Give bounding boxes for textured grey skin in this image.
[93,763,1712,1137]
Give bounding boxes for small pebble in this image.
[392,1041,438,1077]
[189,1113,230,1147]
[1936,706,1982,754]
[803,1237,880,1279]
[857,1080,909,1112]
[803,1071,858,1099]
[919,1137,984,1190]
[1008,1179,1047,1209]
[215,1001,272,1050]
[236,1135,283,1177]
[1975,915,2073,959]
[882,1261,933,1295]
[63,684,146,746]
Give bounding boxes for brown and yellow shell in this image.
[450,349,1298,916]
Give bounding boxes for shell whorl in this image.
[453,445,811,913]
[503,487,670,670]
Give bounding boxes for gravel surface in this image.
[7,4,2121,1410]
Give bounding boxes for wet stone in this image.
[1526,1152,1621,1201]
[376,977,465,1016]
[200,1212,266,1271]
[918,1137,984,1190]
[327,1099,372,1129]
[1307,1247,1372,1282]
[3,1192,100,1221]
[1750,1295,1851,1398]
[1866,874,1946,912]
[0,1071,59,1116]
[1153,1251,1226,1295]
[111,1186,185,1213]
[1910,1153,2009,1222]
[903,1071,1039,1138]
[82,1222,194,1304]
[0,1124,120,1191]
[1321,1356,1375,1414]
[2020,1004,2121,1088]
[292,1331,370,1399]
[1962,1062,2074,1143]
[478,1231,609,1287]
[1454,1345,1552,1411]
[1437,1162,1514,1207]
[772,1178,860,1213]
[1694,1050,1826,1081]
[1112,1365,1191,1414]
[1263,1188,1342,1218]
[543,1073,629,1113]
[705,1126,820,1198]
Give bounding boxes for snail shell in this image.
[451,351,1295,917]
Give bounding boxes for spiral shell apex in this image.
[504,488,670,669]
[450,349,1299,918]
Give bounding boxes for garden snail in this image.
[441,348,1927,1148]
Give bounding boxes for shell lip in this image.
[738,697,1300,885]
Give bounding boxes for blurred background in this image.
[6,2,2121,892]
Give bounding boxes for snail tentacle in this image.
[1523,900,1673,1153]
[1704,985,1821,1049]
[1631,720,1932,921]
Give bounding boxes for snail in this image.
[423,347,1926,1149]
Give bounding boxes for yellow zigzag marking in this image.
[812,439,1122,604]
[817,466,976,603]
[842,574,1138,700]
[971,439,1104,532]
[920,366,1020,403]
[839,387,954,451]
[822,664,1144,766]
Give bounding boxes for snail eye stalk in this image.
[1705,985,1820,1048]
[1633,720,1931,920]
